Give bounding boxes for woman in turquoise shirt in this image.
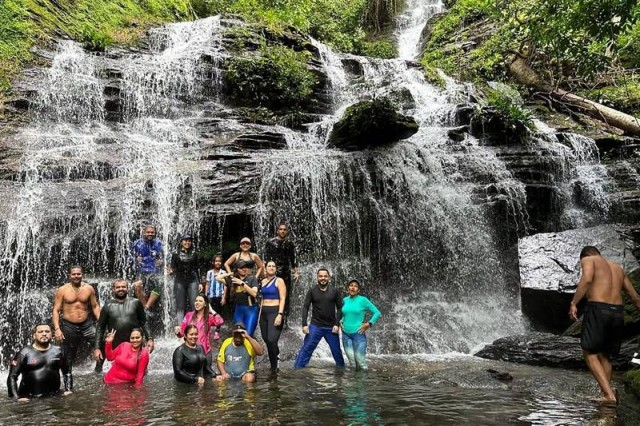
[340,279,381,371]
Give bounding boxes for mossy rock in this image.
[623,369,640,398]
[328,98,419,151]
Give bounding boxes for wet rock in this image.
[518,225,640,332]
[448,126,468,142]
[486,369,513,382]
[453,104,475,126]
[233,132,287,150]
[328,98,419,151]
[469,106,530,146]
[341,58,364,77]
[475,332,640,370]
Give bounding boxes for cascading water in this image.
[0,3,622,365]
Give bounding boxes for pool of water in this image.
[2,346,639,425]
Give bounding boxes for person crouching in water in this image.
[172,324,216,384]
[103,328,149,387]
[174,294,224,376]
[216,322,264,383]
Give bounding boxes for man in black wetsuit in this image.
[263,223,299,321]
[7,323,72,401]
[94,279,154,364]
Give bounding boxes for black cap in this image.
[180,234,192,241]
[233,322,246,333]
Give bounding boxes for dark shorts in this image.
[580,301,624,356]
[136,272,163,295]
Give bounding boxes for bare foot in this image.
[590,396,617,405]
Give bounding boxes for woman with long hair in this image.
[104,328,149,386]
[259,260,287,373]
[341,279,381,371]
[168,234,205,324]
[175,294,224,371]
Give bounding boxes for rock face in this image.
[518,225,640,332]
[475,332,640,370]
[327,98,419,150]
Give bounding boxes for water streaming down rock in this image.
[0,5,631,363]
[396,0,445,60]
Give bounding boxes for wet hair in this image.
[580,246,601,259]
[129,328,143,338]
[191,294,211,335]
[112,279,128,288]
[277,223,288,230]
[347,279,361,288]
[68,265,83,274]
[266,260,278,268]
[32,322,51,333]
[184,324,198,336]
[317,268,330,276]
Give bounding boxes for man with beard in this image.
[94,279,154,365]
[7,323,73,401]
[263,223,299,323]
[294,268,345,368]
[52,265,101,373]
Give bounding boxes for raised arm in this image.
[569,258,594,320]
[253,253,264,279]
[224,253,238,274]
[244,333,265,356]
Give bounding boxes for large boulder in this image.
[475,332,640,370]
[518,225,640,333]
[328,98,419,151]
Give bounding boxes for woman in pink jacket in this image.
[104,328,149,386]
[175,294,224,369]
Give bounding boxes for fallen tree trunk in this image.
[507,56,640,136]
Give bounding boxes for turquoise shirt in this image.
[341,295,381,334]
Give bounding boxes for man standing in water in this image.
[131,225,164,313]
[294,268,345,368]
[7,323,73,401]
[264,223,300,324]
[94,279,154,364]
[569,246,640,403]
[52,265,101,373]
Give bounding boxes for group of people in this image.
[7,223,383,400]
[9,234,638,406]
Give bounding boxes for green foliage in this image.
[0,0,193,93]
[486,87,534,130]
[423,65,446,89]
[577,77,640,114]
[623,368,640,398]
[223,44,317,110]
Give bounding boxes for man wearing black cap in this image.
[216,322,264,383]
[294,268,345,368]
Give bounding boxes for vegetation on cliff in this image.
[421,0,640,129]
[0,0,401,97]
[0,0,194,92]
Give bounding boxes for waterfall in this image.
[0,4,622,362]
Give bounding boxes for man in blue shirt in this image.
[132,225,164,312]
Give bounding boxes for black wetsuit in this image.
[7,345,72,399]
[171,249,204,321]
[263,237,297,316]
[95,297,152,350]
[60,318,97,373]
[172,344,215,384]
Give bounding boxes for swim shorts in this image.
[580,301,624,356]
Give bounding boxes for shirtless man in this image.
[569,246,640,403]
[52,266,101,373]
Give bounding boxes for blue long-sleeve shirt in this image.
[131,238,164,274]
[341,295,381,334]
